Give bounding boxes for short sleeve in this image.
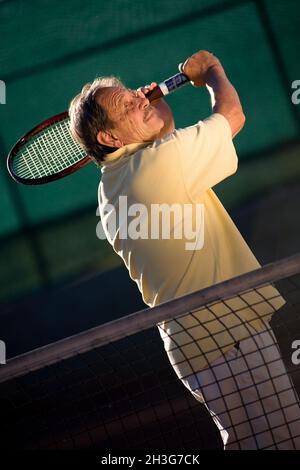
[174,113,238,200]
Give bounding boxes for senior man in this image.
[69,51,300,449]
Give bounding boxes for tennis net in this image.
[0,253,299,450]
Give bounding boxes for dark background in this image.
[0,0,300,450]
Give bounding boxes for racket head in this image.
[7,111,91,185]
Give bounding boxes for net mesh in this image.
[12,118,86,179]
[0,254,300,450]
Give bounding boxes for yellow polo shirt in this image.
[98,113,285,379]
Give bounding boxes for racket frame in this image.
[7,111,91,185]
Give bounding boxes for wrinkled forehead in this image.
[96,86,130,114]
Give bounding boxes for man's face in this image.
[97,86,174,147]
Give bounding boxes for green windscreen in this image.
[0,0,300,300]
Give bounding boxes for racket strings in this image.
[13,119,86,179]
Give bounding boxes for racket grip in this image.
[147,71,190,102]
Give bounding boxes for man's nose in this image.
[140,97,149,110]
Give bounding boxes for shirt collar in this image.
[101,142,151,167]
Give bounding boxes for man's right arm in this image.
[182,50,245,138]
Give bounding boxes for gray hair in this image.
[69,76,125,164]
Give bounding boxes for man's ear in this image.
[97,130,123,149]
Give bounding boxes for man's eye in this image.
[124,101,134,111]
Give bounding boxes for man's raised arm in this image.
[182,50,245,137]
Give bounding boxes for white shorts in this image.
[181,325,300,449]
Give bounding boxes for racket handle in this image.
[147,71,190,102]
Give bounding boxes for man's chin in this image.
[156,120,174,139]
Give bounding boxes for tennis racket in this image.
[7,70,189,185]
